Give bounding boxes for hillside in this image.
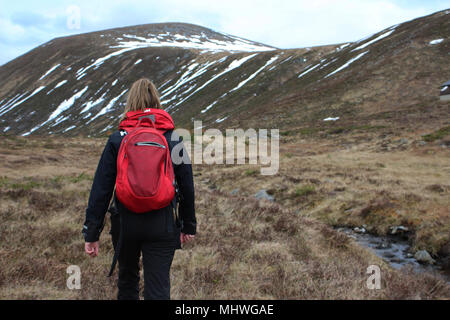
[0,10,449,299]
[0,11,449,138]
[0,22,278,135]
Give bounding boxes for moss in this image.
[0,176,9,188]
[10,180,42,190]
[1,176,42,190]
[69,172,92,183]
[422,126,450,142]
[294,185,316,197]
[285,153,293,158]
[244,169,259,176]
[280,130,296,137]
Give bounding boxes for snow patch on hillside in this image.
[351,29,395,52]
[201,101,218,113]
[215,116,228,123]
[161,61,213,103]
[429,39,444,45]
[320,58,338,69]
[111,32,275,53]
[81,91,108,113]
[63,125,76,133]
[336,43,350,51]
[22,86,88,136]
[298,63,320,78]
[39,64,61,80]
[229,55,279,93]
[0,86,46,117]
[89,89,128,122]
[49,87,89,122]
[55,80,68,89]
[325,51,369,78]
[76,48,136,79]
[0,93,26,115]
[51,115,69,127]
[48,80,68,94]
[171,54,259,109]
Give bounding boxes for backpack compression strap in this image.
[108,196,122,277]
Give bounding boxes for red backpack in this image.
[115,109,176,213]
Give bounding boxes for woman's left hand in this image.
[180,233,195,244]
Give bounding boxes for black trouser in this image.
[110,201,181,300]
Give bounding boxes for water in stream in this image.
[336,227,450,283]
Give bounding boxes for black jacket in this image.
[82,129,196,242]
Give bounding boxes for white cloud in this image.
[0,0,448,65]
[0,17,26,43]
[181,0,428,48]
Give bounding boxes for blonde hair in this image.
[121,78,161,120]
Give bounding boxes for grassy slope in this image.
[0,10,448,300]
[0,12,447,138]
[199,133,450,255]
[0,135,448,299]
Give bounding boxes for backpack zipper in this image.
[135,141,166,148]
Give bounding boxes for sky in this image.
[0,0,448,65]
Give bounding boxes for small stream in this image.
[336,227,450,283]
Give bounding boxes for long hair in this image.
[121,78,161,121]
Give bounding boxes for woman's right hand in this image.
[180,232,195,244]
[85,241,99,257]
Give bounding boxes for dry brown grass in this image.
[0,135,448,299]
[201,133,450,256]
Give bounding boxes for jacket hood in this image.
[118,108,175,131]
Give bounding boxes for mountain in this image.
[0,11,449,298]
[0,11,449,137]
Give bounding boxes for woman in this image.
[82,78,196,300]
